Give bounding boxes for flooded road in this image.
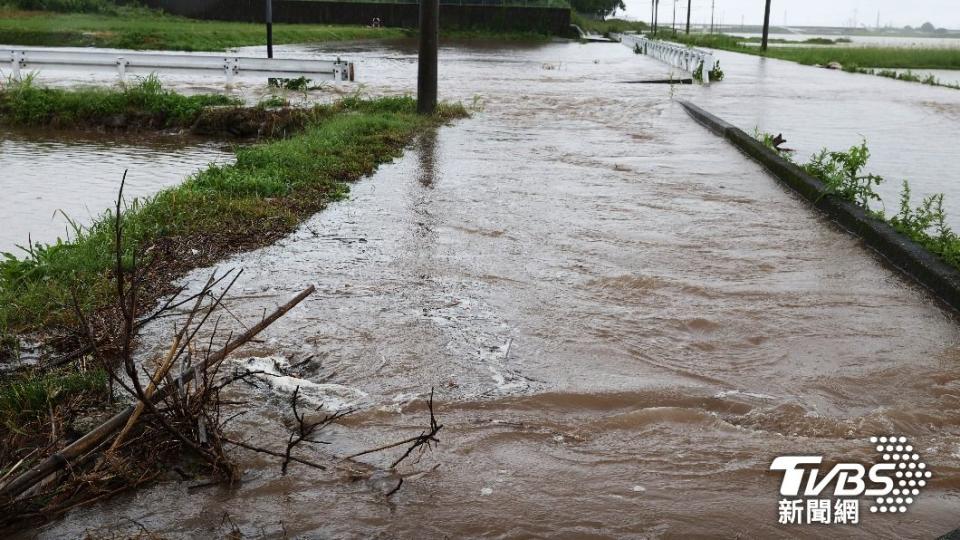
[0,129,233,254]
[32,41,960,538]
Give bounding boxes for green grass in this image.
[571,13,647,36]
[0,368,107,432]
[1,0,118,13]
[0,6,407,50]
[662,33,960,70]
[0,84,467,337]
[0,74,239,128]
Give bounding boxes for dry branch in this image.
[0,285,315,504]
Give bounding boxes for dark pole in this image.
[417,0,438,115]
[653,0,659,35]
[672,0,676,35]
[651,0,654,34]
[685,0,691,33]
[651,1,656,34]
[266,0,273,59]
[762,0,772,50]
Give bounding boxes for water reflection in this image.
[0,129,234,253]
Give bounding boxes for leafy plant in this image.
[692,60,704,83]
[258,95,290,109]
[803,141,883,208]
[707,60,724,82]
[754,132,960,271]
[269,76,312,92]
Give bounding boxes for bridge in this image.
[616,34,717,83]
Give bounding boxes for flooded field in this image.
[0,129,234,254]
[730,32,960,48]
[17,41,960,538]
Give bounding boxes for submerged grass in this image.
[0,74,239,128]
[0,6,407,51]
[0,87,468,338]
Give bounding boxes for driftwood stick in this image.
[0,285,315,503]
[222,438,327,470]
[107,276,213,454]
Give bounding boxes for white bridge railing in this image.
[616,34,715,83]
[2,47,355,85]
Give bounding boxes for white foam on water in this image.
[233,355,368,413]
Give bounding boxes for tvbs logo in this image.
[770,436,931,526]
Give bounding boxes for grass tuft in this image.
[0,74,239,128]
[0,368,107,432]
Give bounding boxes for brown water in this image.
[0,129,234,254]
[31,42,960,538]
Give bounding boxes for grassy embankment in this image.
[757,133,960,270]
[0,81,466,339]
[0,77,465,365]
[0,3,564,49]
[0,5,408,50]
[570,12,647,37]
[0,80,466,486]
[0,74,240,128]
[660,33,960,90]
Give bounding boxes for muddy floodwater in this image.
[0,129,233,254]
[31,42,960,538]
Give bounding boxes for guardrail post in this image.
[224,57,237,86]
[11,51,23,79]
[116,57,127,82]
[333,58,347,82]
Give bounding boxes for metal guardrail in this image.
[2,47,355,85]
[616,34,716,83]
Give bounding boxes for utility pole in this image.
[265,0,274,59]
[650,0,657,34]
[761,0,772,50]
[417,0,438,115]
[685,0,691,34]
[653,0,660,35]
[672,0,677,35]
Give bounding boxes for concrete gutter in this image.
[679,100,960,312]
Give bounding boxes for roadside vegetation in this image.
[0,74,238,128]
[757,133,960,270]
[0,75,341,135]
[571,12,646,36]
[0,81,465,522]
[0,82,466,341]
[0,5,407,50]
[660,32,960,90]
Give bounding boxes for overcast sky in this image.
[621,0,959,29]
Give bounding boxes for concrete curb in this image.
[679,100,960,312]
